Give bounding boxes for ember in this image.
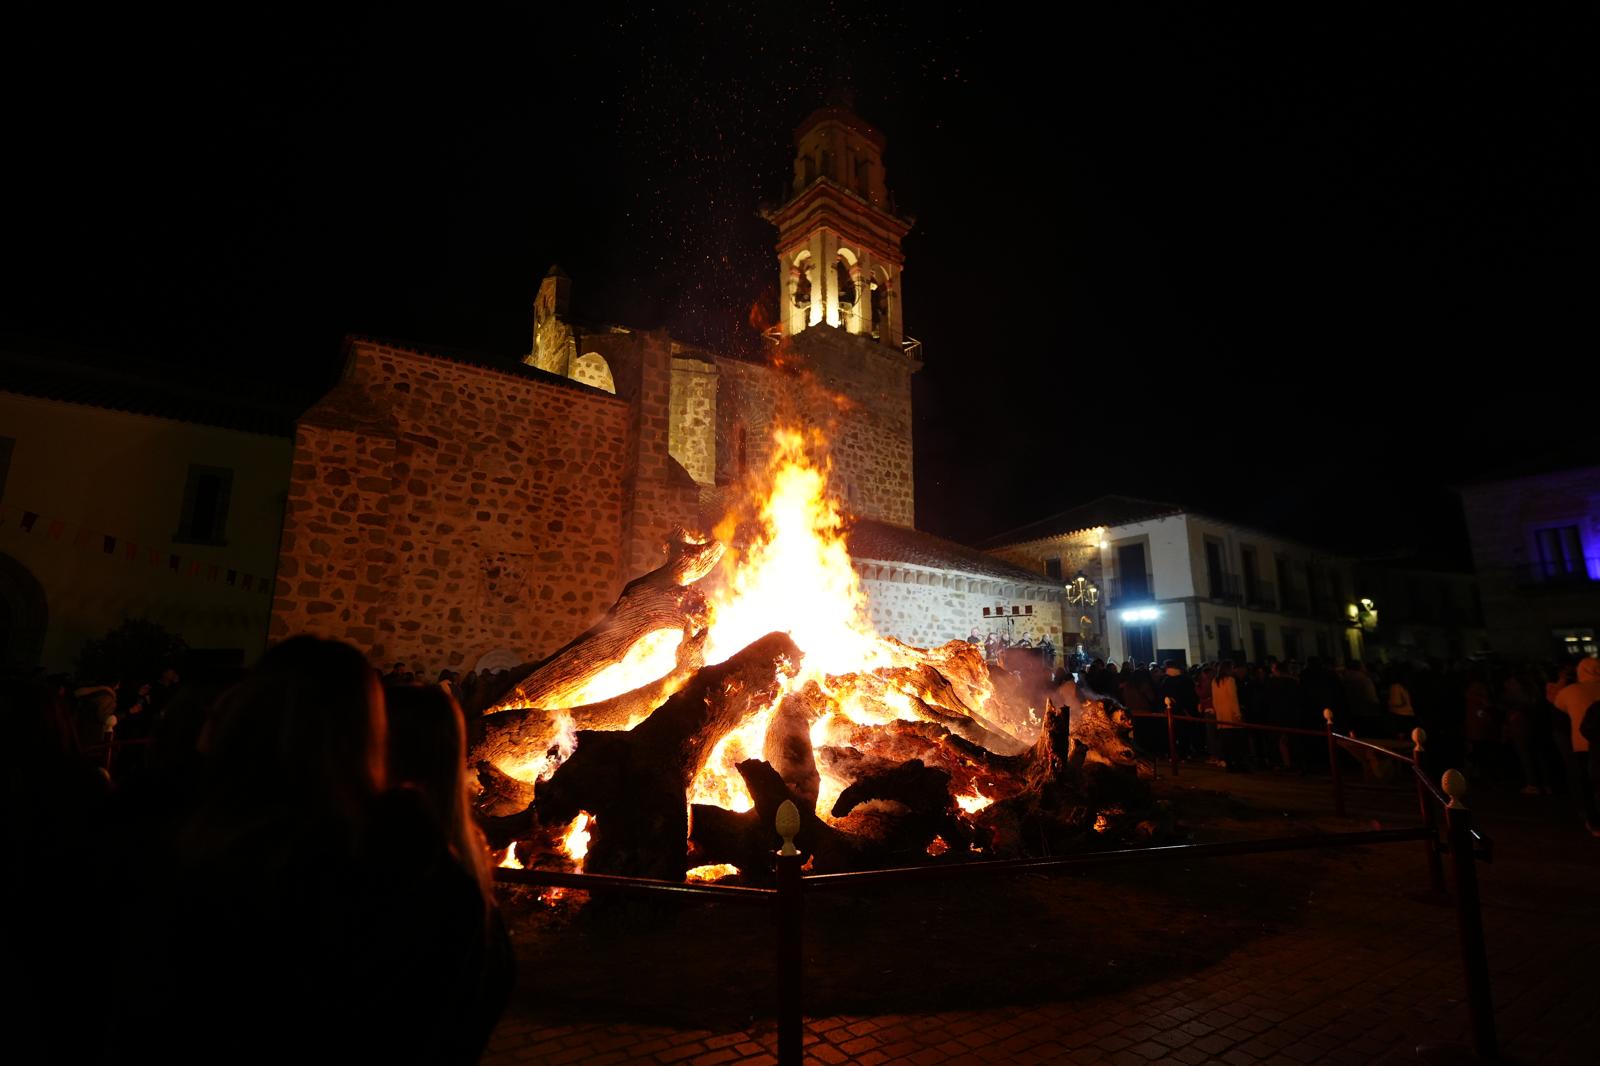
[470,427,1160,882]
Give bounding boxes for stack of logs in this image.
[468,531,1160,882]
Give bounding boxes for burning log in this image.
[532,632,800,879]
[762,683,826,809]
[494,528,723,712]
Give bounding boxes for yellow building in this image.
[0,353,293,671]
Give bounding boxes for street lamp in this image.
[1065,570,1099,607]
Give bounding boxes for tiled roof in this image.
[978,495,1186,548]
[0,348,301,436]
[847,517,1057,586]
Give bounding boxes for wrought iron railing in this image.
[492,713,1500,1065]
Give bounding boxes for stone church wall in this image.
[271,340,633,674]
[668,354,717,486]
[715,328,915,526]
[856,562,1065,653]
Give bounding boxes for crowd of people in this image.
[1076,654,1600,836]
[2,637,512,1064]
[967,628,1056,666]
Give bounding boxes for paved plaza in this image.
[484,768,1600,1065]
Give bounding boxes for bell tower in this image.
[766,102,914,350]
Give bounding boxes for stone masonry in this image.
[270,339,634,673]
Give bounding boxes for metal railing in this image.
[492,718,1500,1064]
[1132,698,1494,1056]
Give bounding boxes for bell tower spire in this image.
[765,102,914,351]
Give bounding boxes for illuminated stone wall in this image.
[855,562,1065,658]
[668,353,718,486]
[716,327,916,527]
[270,340,633,674]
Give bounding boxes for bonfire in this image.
[470,429,1158,882]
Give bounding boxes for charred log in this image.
[533,632,800,879]
[495,528,723,712]
[762,684,825,809]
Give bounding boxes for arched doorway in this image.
[0,552,49,669]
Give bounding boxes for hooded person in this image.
[1553,657,1600,833]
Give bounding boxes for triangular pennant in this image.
[21,511,40,533]
[102,535,117,554]
[48,519,67,540]
[125,542,139,562]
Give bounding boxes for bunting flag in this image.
[1,500,270,598]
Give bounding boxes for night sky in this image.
[6,6,1594,565]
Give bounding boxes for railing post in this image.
[1412,728,1445,895]
[102,714,119,774]
[1164,697,1179,777]
[1323,709,1345,817]
[1441,770,1497,1060]
[775,800,804,1066]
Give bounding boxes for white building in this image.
[984,497,1365,668]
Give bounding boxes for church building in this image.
[267,104,1065,674]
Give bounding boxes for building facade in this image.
[985,497,1367,668]
[1459,465,1600,660]
[268,105,1066,675]
[0,357,292,671]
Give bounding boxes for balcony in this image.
[1104,576,1154,609]
[1513,558,1600,590]
[1279,588,1310,615]
[1204,572,1242,603]
[1242,580,1277,610]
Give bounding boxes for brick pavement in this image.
[483,769,1600,1065]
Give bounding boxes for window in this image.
[176,465,233,545]
[1534,525,1586,581]
[1240,545,1259,601]
[1044,557,1062,580]
[1204,538,1228,599]
[1216,620,1233,656]
[1282,627,1302,662]
[1250,623,1268,664]
[1116,542,1150,600]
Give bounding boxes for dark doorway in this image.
[1250,622,1269,664]
[1216,620,1233,658]
[1124,623,1154,665]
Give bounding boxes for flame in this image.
[956,789,993,814]
[507,425,1044,871]
[498,846,523,870]
[685,863,740,882]
[562,812,593,865]
[703,429,886,677]
[493,710,577,786]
